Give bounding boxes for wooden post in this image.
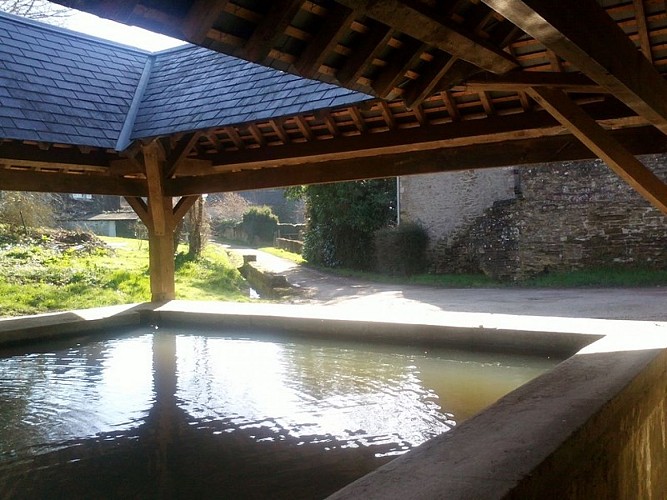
[126,142,202,302]
[148,199,176,302]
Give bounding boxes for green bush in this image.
[374,222,429,276]
[241,206,278,243]
[296,179,396,270]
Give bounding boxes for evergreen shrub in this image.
[241,206,278,243]
[374,222,429,276]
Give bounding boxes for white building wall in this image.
[399,167,516,243]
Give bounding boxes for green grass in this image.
[258,246,306,264]
[0,232,248,318]
[520,268,667,288]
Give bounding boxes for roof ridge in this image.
[0,10,152,55]
[115,54,156,151]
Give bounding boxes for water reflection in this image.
[0,327,557,499]
[0,333,153,459]
[176,336,456,456]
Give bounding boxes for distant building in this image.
[63,211,139,238]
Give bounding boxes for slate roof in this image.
[0,12,371,151]
[0,12,148,148]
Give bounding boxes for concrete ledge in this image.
[0,303,146,347]
[238,258,291,297]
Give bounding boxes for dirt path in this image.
[222,244,667,322]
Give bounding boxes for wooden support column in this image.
[527,87,667,214]
[125,142,201,302]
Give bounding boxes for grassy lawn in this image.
[0,230,248,318]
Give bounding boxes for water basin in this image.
[0,325,559,498]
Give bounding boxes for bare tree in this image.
[0,0,71,24]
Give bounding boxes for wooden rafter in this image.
[244,0,303,62]
[182,0,229,44]
[336,21,393,87]
[632,0,652,62]
[295,2,355,78]
[164,132,201,178]
[527,87,667,213]
[338,0,518,77]
[482,0,667,135]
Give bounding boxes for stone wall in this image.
[400,168,515,241]
[406,155,667,280]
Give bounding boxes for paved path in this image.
[223,244,667,322]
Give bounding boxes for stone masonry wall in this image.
[400,168,515,241]
[426,155,667,280]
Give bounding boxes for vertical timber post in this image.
[127,142,201,303]
[143,141,176,302]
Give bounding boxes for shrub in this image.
[241,206,278,243]
[297,179,396,270]
[374,222,429,276]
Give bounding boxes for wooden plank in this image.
[295,3,355,78]
[482,0,667,134]
[338,0,518,76]
[165,125,667,196]
[527,87,667,213]
[182,0,229,43]
[244,0,303,62]
[143,141,168,236]
[0,169,147,196]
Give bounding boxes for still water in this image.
[0,326,558,499]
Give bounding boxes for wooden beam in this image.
[172,195,199,223]
[199,99,637,171]
[143,141,168,236]
[481,0,667,134]
[461,71,605,93]
[632,0,652,62]
[295,3,355,78]
[149,231,175,302]
[0,169,147,196]
[0,142,114,170]
[182,0,230,43]
[372,37,425,97]
[244,0,303,62]
[165,125,667,196]
[164,132,201,178]
[125,196,151,229]
[336,21,393,87]
[527,87,667,213]
[338,0,518,76]
[403,52,455,108]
